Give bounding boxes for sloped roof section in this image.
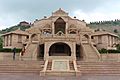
[92,31,119,37]
[2,28,29,36]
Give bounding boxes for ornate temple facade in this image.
[2,8,119,61]
[2,9,120,76]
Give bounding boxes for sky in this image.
[0,0,120,30]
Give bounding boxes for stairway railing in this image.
[43,60,48,72]
[90,43,101,60]
[73,60,78,72]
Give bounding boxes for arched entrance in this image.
[54,17,66,34]
[49,43,71,56]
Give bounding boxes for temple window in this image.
[54,17,66,34]
[91,36,94,39]
[98,35,102,44]
[69,31,76,34]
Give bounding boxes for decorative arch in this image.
[43,24,51,29]
[69,31,76,34]
[54,17,66,34]
[69,24,76,29]
[83,34,89,39]
[43,24,52,35]
[68,24,77,34]
[82,34,90,43]
[49,42,71,56]
[31,34,38,41]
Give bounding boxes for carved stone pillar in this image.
[44,42,49,60]
[66,22,68,35]
[71,42,76,60]
[52,22,54,35]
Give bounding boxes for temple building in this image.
[92,29,119,50]
[2,8,120,76]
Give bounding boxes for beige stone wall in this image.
[12,34,28,48]
[3,34,28,49]
[0,52,19,61]
[101,54,120,61]
[93,34,118,50]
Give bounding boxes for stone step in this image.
[0,60,44,74]
[46,61,52,70]
[45,71,76,76]
[0,70,40,74]
[78,65,120,67]
[69,61,74,70]
[78,68,120,70]
[77,61,120,65]
[77,61,120,75]
[78,67,120,69]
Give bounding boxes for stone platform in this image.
[0,73,120,80]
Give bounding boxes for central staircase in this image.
[22,42,38,60]
[82,43,100,61]
[40,60,79,76]
[1,60,120,76]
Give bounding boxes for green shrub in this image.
[99,48,120,54]
[108,49,120,53]
[0,36,3,49]
[99,48,107,53]
[0,48,22,53]
[116,44,120,50]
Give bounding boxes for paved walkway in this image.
[0,73,120,80]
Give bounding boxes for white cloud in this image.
[0,15,19,30]
[72,9,120,23]
[72,0,120,23]
[1,0,120,30]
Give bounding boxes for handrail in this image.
[90,43,101,60]
[73,60,78,72]
[43,60,48,72]
[81,43,87,60]
[32,44,38,60]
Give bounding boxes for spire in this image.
[59,8,62,10]
[52,8,68,16]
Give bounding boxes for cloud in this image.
[72,1,120,23]
[0,0,120,29]
[73,9,120,23]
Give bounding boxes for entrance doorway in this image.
[49,43,71,56]
[38,44,44,60]
[76,44,82,60]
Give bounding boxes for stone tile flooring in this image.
[0,73,120,80]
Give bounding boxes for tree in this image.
[116,44,120,50]
[114,29,118,33]
[0,36,3,49]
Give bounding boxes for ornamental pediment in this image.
[52,8,68,16]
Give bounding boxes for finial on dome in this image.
[59,8,62,10]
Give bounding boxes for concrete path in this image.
[0,74,120,80]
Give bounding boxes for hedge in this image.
[0,48,22,53]
[99,48,120,54]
